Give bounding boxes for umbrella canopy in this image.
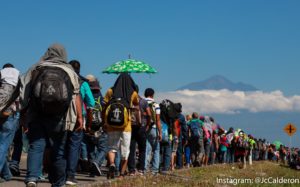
[102,59,157,74]
[273,140,283,150]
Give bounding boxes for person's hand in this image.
[23,127,29,134]
[145,125,150,132]
[173,136,179,144]
[183,140,188,146]
[158,133,162,142]
[74,118,83,132]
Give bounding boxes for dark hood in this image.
[112,73,137,107]
[40,43,67,64]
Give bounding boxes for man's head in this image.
[239,131,244,137]
[186,114,192,121]
[86,74,96,82]
[199,116,205,122]
[144,88,155,98]
[69,60,81,74]
[42,43,67,63]
[2,63,14,69]
[192,112,199,119]
[174,103,182,113]
[209,116,215,123]
[86,74,101,94]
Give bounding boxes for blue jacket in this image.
[80,81,95,116]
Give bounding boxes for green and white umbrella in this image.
[102,59,157,74]
[273,140,283,150]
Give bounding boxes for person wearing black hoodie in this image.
[104,73,139,179]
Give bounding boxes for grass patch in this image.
[94,161,300,187]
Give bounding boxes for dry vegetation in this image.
[94,161,300,187]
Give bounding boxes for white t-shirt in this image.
[145,97,160,115]
[0,67,20,86]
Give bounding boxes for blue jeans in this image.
[89,132,108,167]
[176,136,183,168]
[0,113,19,180]
[66,130,83,178]
[81,141,88,160]
[9,120,23,168]
[145,127,160,173]
[160,141,171,171]
[185,146,191,164]
[226,148,235,163]
[115,150,121,174]
[220,151,227,163]
[25,118,68,187]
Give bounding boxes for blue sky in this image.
[1,1,299,146]
[1,0,300,95]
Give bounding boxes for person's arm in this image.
[74,94,83,131]
[170,120,178,144]
[188,124,191,139]
[145,106,151,131]
[86,108,93,132]
[19,108,28,133]
[102,89,113,127]
[131,91,139,106]
[83,82,95,108]
[215,133,219,150]
[156,113,162,141]
[83,82,95,131]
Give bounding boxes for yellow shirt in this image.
[104,88,138,132]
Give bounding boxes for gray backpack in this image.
[32,66,73,116]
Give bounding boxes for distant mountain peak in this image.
[177,75,258,91]
[209,75,229,80]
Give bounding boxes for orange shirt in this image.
[174,119,181,137]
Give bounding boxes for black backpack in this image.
[31,66,73,116]
[90,96,103,131]
[105,98,128,128]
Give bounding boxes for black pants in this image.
[128,125,147,172]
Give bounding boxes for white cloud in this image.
[156,89,300,114]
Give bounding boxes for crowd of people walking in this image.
[0,44,299,187]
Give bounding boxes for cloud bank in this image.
[156,89,300,114]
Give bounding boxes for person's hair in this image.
[2,63,14,69]
[144,88,154,97]
[186,114,192,121]
[69,60,81,74]
[192,112,198,119]
[199,116,205,122]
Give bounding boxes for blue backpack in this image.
[190,120,203,140]
[161,120,169,143]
